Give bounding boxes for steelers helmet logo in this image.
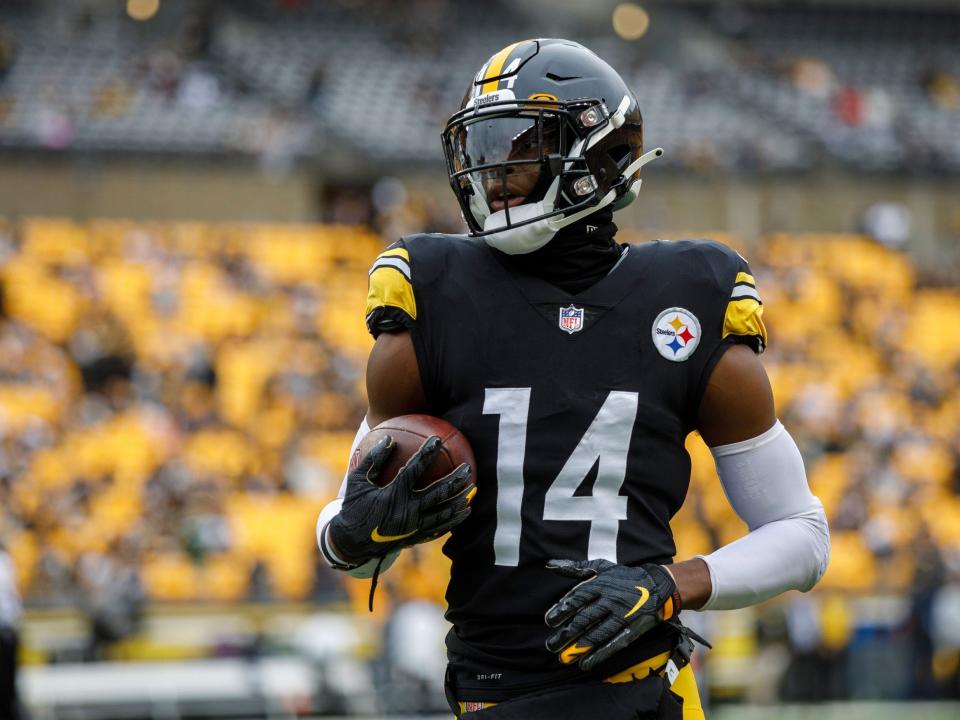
[652,307,701,362]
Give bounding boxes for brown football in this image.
[350,414,476,490]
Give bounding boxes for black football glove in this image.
[328,435,474,565]
[544,559,681,672]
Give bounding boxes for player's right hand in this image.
[327,435,474,565]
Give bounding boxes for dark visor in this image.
[447,112,563,173]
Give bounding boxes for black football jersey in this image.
[364,234,766,697]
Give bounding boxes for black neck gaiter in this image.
[501,208,622,295]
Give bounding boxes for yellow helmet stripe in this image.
[481,41,523,94]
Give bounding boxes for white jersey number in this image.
[483,388,639,567]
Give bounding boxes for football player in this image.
[317,39,830,720]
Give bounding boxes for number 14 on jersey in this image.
[483,388,640,566]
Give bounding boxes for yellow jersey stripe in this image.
[369,256,411,280]
[378,247,409,262]
[366,265,417,320]
[481,41,523,93]
[735,271,756,287]
[723,297,767,348]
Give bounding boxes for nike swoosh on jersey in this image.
[624,586,651,618]
[371,526,417,543]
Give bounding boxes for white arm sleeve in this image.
[696,420,830,611]
[316,417,401,579]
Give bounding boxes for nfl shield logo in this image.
[558,304,584,334]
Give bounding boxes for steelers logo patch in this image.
[652,307,701,362]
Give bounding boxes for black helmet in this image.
[441,38,661,254]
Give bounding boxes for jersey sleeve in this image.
[365,242,417,338]
[722,254,768,353]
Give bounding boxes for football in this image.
[351,414,476,490]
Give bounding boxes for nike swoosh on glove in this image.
[328,435,474,565]
[544,559,681,671]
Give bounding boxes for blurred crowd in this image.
[0,1,958,172]
[664,230,960,701]
[0,218,384,623]
[1,215,959,699]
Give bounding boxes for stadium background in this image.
[0,0,959,718]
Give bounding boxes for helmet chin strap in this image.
[483,184,618,256]
[483,147,664,256]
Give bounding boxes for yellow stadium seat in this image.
[819,594,854,651]
[216,340,280,427]
[819,531,876,591]
[0,257,85,342]
[198,554,250,602]
[670,520,714,559]
[920,494,960,549]
[0,384,63,431]
[903,291,960,369]
[182,427,256,479]
[7,532,39,593]
[142,554,199,601]
[226,495,326,599]
[807,454,850,520]
[21,218,91,266]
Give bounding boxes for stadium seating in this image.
[0,1,957,171]
[2,217,959,612]
[0,218,381,605]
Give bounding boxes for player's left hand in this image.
[544,559,681,671]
